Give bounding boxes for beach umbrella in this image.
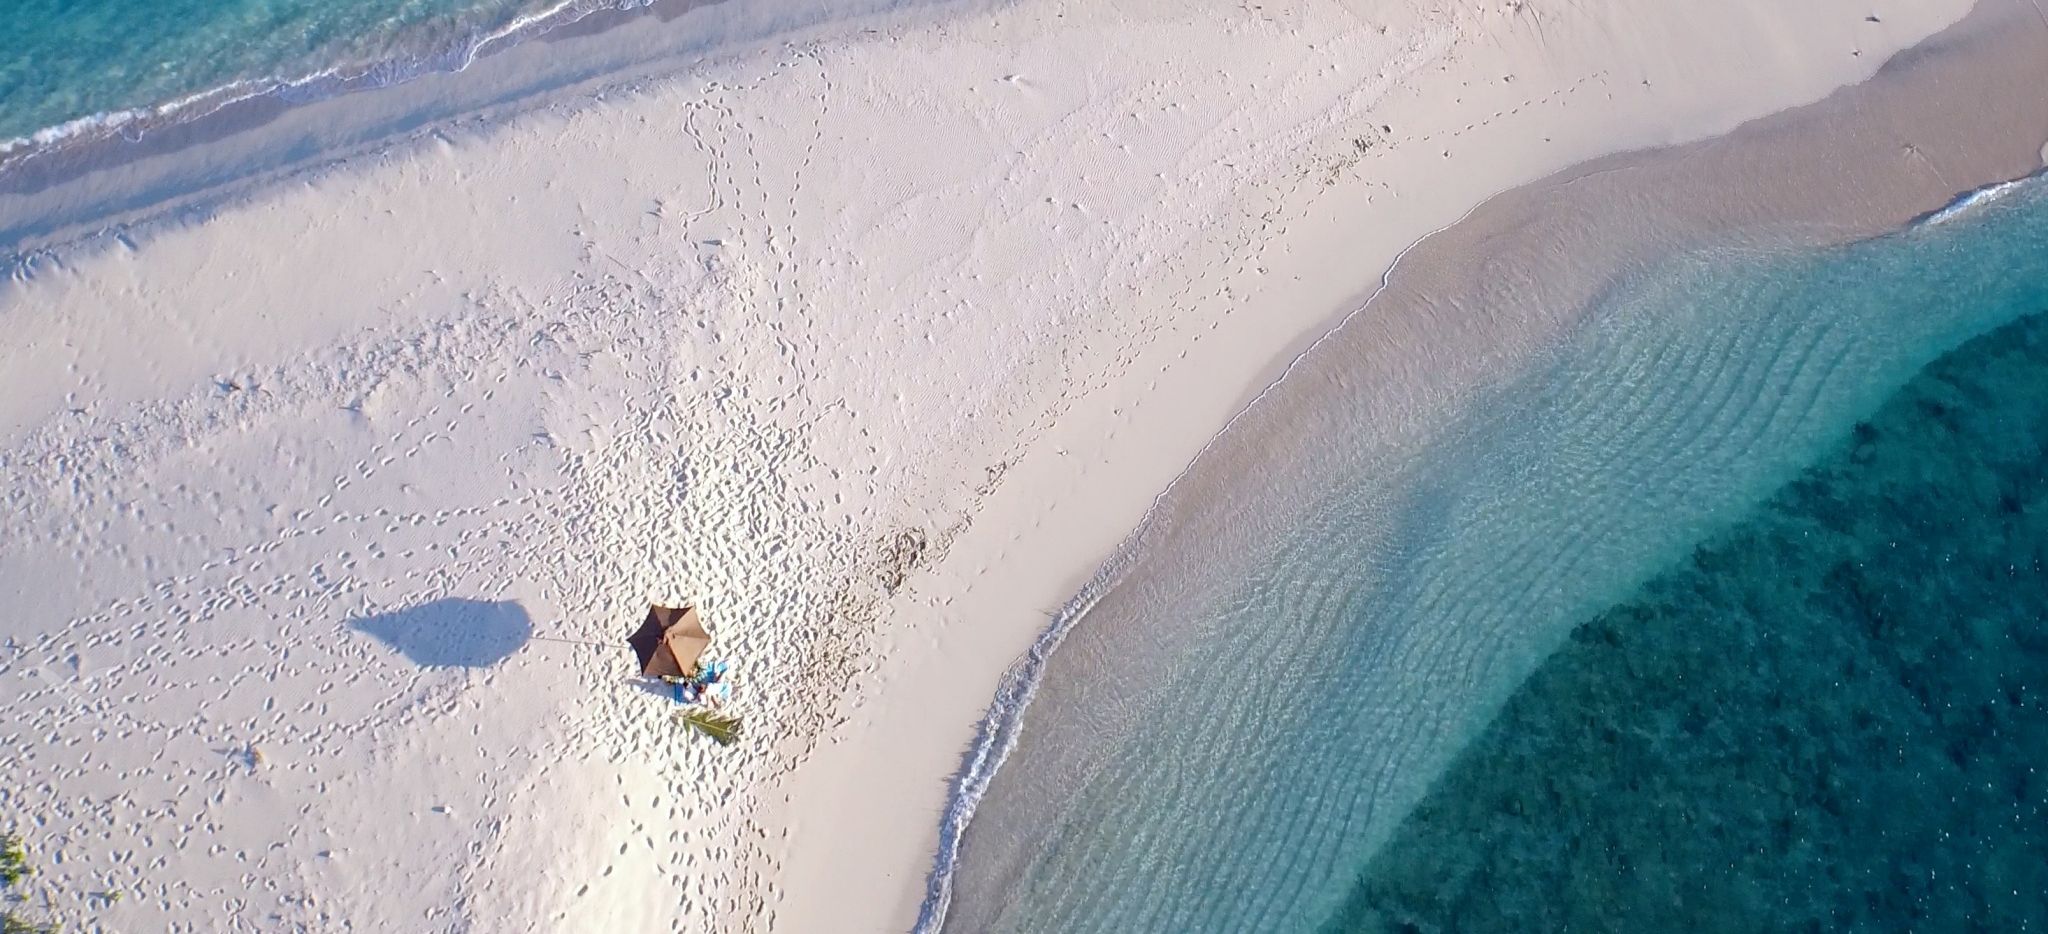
[628,604,710,678]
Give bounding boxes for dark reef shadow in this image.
[351,598,532,668]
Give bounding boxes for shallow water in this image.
[1331,292,2048,933]
[938,181,2048,932]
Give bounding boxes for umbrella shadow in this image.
[351,598,533,668]
[630,677,681,703]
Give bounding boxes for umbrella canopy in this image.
[629,604,710,678]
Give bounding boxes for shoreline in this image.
[0,0,2036,930]
[0,0,653,165]
[927,1,2048,929]
[0,0,964,258]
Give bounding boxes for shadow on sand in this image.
[351,598,533,668]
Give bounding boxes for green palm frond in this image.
[676,708,744,746]
[1,833,58,934]
[2,912,61,934]
[0,835,28,887]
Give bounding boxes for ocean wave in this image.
[909,567,1115,934]
[0,0,657,173]
[1916,170,2044,227]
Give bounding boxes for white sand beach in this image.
[0,0,2027,930]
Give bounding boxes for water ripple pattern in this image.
[940,179,2048,932]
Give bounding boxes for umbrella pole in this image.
[530,635,620,650]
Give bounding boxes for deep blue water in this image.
[938,178,2048,932]
[1329,282,2048,932]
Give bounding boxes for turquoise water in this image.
[1326,295,2048,932]
[937,179,2048,932]
[0,0,570,149]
